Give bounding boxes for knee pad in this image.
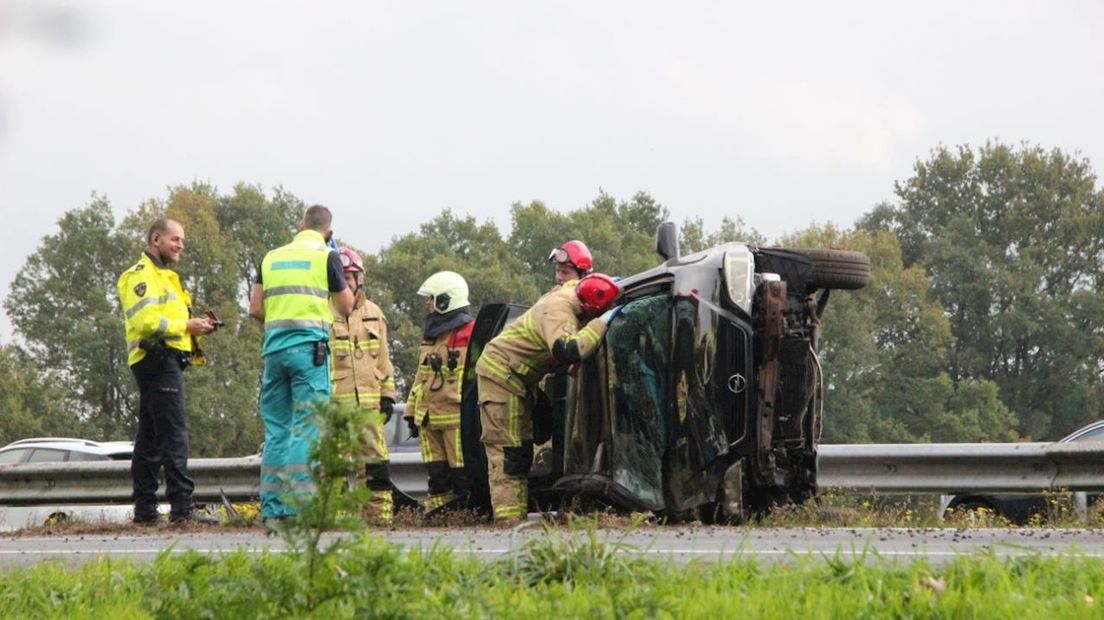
[502,442,534,477]
[426,461,452,495]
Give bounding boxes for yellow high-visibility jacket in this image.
[260,229,334,355]
[475,282,607,396]
[330,294,396,411]
[117,252,194,366]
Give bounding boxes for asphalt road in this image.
[3,526,1103,568]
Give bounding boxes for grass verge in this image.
[1,527,1102,618]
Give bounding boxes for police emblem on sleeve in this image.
[134,282,147,297]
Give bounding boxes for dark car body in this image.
[460,227,867,520]
[941,420,1104,523]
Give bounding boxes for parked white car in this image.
[0,437,138,531]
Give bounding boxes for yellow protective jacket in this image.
[330,293,397,411]
[117,252,196,366]
[475,282,607,396]
[405,319,474,429]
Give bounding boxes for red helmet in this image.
[547,240,593,274]
[338,247,364,274]
[575,273,620,315]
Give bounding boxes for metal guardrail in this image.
[1,442,1102,505]
[817,442,1104,493]
[0,452,427,506]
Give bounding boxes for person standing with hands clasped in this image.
[329,247,398,525]
[249,205,354,531]
[117,217,218,525]
[404,271,476,513]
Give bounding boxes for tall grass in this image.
[3,528,1102,618]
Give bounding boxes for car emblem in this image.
[727,373,746,394]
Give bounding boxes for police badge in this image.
[134,282,147,297]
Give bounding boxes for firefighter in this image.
[329,247,398,525]
[474,273,621,521]
[404,271,476,513]
[547,240,593,286]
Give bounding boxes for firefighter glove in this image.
[380,397,395,423]
[599,304,623,326]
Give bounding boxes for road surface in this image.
[2,526,1102,568]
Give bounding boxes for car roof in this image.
[0,437,134,456]
[1061,420,1104,442]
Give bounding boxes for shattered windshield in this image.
[563,295,672,510]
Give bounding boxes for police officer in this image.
[474,273,621,521]
[404,271,475,513]
[548,240,593,286]
[117,217,217,525]
[329,247,397,525]
[249,205,354,529]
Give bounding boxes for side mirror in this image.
[655,221,680,262]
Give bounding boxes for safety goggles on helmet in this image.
[547,247,571,265]
[338,247,364,274]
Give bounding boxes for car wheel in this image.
[787,248,871,290]
[945,499,1001,525]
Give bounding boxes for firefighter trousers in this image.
[477,376,532,522]
[419,425,466,511]
[359,411,393,525]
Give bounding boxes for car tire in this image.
[787,248,871,290]
[945,499,1001,524]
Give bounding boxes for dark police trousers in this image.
[130,349,196,518]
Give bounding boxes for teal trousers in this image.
[260,343,330,519]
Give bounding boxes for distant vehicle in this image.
[0,438,136,530]
[0,437,133,464]
[940,420,1104,523]
[459,222,870,522]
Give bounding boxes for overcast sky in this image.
[1,0,1102,344]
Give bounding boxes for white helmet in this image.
[418,271,470,314]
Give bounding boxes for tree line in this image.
[2,141,1102,455]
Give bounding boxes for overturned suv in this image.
[459,222,869,521]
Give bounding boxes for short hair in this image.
[147,217,179,244]
[303,205,333,232]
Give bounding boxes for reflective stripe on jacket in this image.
[330,294,396,411]
[117,252,193,366]
[406,319,473,429]
[474,282,606,396]
[260,230,334,354]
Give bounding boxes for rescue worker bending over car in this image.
[405,271,476,513]
[474,273,621,521]
[329,247,398,525]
